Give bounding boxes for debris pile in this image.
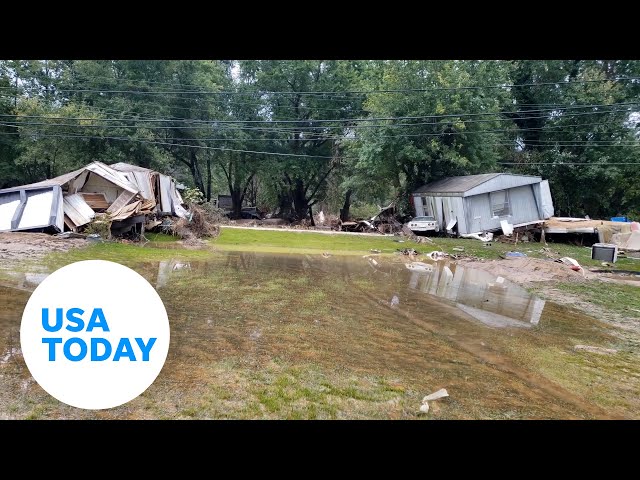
[0,161,189,238]
[169,203,219,240]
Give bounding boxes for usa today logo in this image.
[20,260,170,410]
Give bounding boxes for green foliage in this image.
[349,202,382,219]
[182,187,205,205]
[0,60,637,219]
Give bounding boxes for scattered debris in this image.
[500,220,514,236]
[405,262,433,273]
[322,252,331,258]
[390,295,400,307]
[423,388,449,402]
[370,249,381,254]
[574,345,618,355]
[54,231,86,239]
[452,247,465,252]
[419,388,449,414]
[86,234,102,243]
[461,232,494,242]
[505,251,527,258]
[398,248,418,255]
[426,251,448,261]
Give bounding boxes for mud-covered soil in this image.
[0,232,88,264]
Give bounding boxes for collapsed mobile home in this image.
[0,161,188,236]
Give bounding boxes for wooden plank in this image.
[79,192,110,210]
[106,189,136,215]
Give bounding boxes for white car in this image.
[408,215,439,233]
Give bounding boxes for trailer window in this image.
[490,190,511,217]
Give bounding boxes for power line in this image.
[2,76,637,96]
[1,101,634,124]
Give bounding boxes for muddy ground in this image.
[0,232,88,263]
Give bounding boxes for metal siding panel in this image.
[412,195,424,216]
[159,175,173,213]
[85,162,138,193]
[467,194,499,232]
[18,190,55,229]
[507,185,540,224]
[0,193,21,231]
[63,194,96,227]
[452,197,466,234]
[133,171,154,200]
[55,187,64,231]
[539,180,555,218]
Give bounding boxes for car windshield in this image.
[414,216,435,221]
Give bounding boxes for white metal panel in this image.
[0,195,20,231]
[158,174,173,213]
[170,186,189,219]
[508,185,541,224]
[82,173,125,203]
[55,189,64,231]
[85,162,138,193]
[63,194,95,227]
[18,190,54,229]
[465,194,494,233]
[133,171,154,200]
[539,180,554,218]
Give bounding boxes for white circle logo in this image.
[20,260,170,410]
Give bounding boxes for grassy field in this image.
[211,227,411,255]
[210,228,640,271]
[545,282,640,320]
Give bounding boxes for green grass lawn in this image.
[211,227,412,255]
[549,282,640,320]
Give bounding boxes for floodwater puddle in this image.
[1,252,638,419]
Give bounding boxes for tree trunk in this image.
[206,156,212,202]
[231,188,243,219]
[340,189,352,221]
[308,206,315,226]
[292,179,309,220]
[190,150,205,194]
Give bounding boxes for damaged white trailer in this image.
[0,161,188,234]
[411,173,555,236]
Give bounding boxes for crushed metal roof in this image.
[413,173,540,195]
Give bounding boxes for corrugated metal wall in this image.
[465,194,492,233]
[464,184,542,233]
[509,185,541,224]
[414,194,466,233]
